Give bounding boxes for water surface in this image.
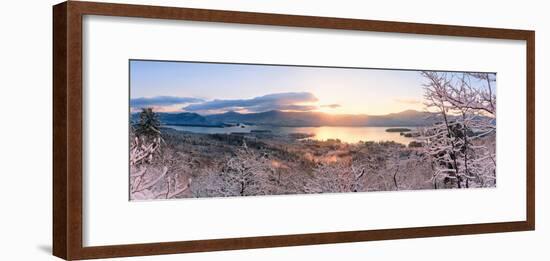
[166,125,418,144]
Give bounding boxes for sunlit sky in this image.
[130,60,428,115]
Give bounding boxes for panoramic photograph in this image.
[129,60,497,201]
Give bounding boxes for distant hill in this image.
[131,112,225,127]
[206,110,437,127]
[367,110,437,127]
[131,109,439,127]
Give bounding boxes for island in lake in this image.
[385,127,412,132]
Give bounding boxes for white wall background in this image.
[0,0,547,260]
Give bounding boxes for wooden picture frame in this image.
[53,1,535,260]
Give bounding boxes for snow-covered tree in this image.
[193,139,277,197]
[420,71,496,188]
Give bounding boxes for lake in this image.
[165,125,418,145]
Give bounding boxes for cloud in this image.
[276,104,319,111]
[183,92,319,113]
[394,98,421,104]
[130,96,204,108]
[321,104,341,109]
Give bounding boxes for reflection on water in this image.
[166,125,418,145]
[287,126,417,144]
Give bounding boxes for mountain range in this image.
[131,109,439,127]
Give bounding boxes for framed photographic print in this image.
[53,1,535,260]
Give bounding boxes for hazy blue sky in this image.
[130,60,430,115]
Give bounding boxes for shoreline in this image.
[162,125,419,146]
